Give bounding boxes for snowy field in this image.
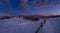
[0,0,60,33]
[0,17,60,33]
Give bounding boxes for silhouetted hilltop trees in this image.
[0,15,60,21]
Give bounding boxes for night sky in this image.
[0,0,60,33]
[0,0,60,16]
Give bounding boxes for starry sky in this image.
[0,0,60,16]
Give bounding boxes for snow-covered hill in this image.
[0,17,60,33]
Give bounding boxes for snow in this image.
[0,17,43,33]
[0,0,60,33]
[0,17,60,33]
